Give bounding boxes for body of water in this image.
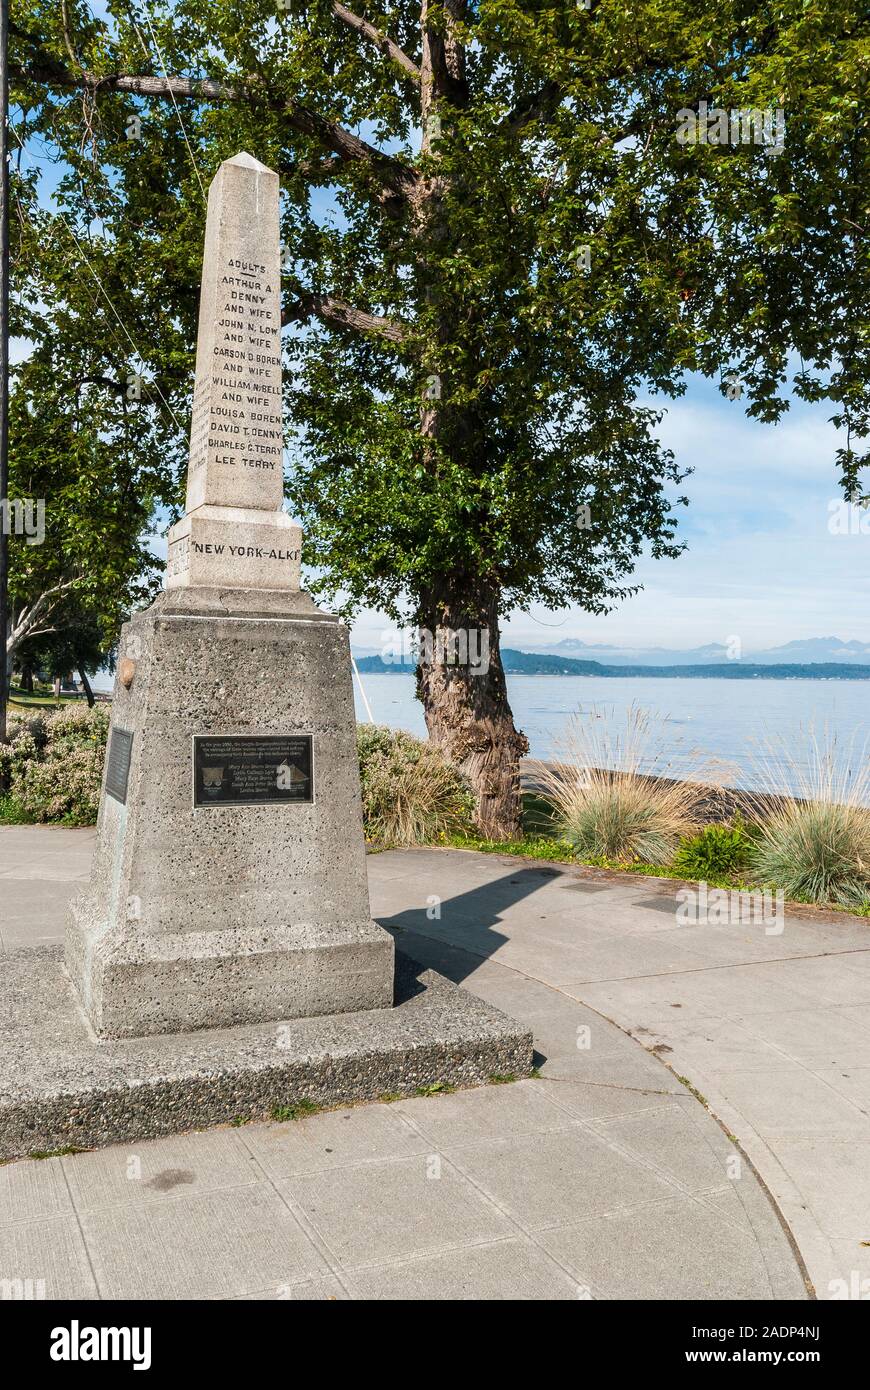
[352,673,868,797]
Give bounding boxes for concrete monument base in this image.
[66,586,395,1038]
[0,947,534,1159]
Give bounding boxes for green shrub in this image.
[672,819,753,880]
[0,793,29,824]
[0,710,472,841]
[356,724,475,846]
[0,723,43,795]
[0,704,109,825]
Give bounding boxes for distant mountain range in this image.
[515,636,870,666]
[354,645,870,680]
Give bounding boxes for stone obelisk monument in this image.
[165,152,300,590]
[67,152,394,1038]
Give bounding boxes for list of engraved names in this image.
[189,256,282,477]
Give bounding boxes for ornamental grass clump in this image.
[357,724,475,847]
[747,731,870,908]
[532,705,715,864]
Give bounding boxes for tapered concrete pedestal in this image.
[67,587,394,1038]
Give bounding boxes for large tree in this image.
[9,0,869,833]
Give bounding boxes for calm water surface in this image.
[352,673,868,796]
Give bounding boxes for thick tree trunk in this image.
[415,577,528,840]
[78,666,95,707]
[413,6,526,836]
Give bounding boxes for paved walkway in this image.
[370,847,870,1301]
[4,827,863,1299]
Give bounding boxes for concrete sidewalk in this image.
[370,847,870,1301]
[0,825,835,1299]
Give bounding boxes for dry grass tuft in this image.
[357,724,475,847]
[746,730,870,907]
[531,705,717,863]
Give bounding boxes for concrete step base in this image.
[0,947,533,1160]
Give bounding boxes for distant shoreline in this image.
[355,650,870,681]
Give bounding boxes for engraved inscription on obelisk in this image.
[167,152,301,591]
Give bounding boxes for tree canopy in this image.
[8,0,868,829]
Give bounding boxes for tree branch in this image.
[11,45,418,199]
[7,580,78,656]
[75,374,127,395]
[329,2,420,83]
[420,0,469,131]
[502,80,563,135]
[279,150,406,219]
[59,0,82,74]
[282,291,408,343]
[281,153,344,184]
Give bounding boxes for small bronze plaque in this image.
[193,735,314,808]
[105,728,134,804]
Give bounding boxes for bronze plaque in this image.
[105,728,134,805]
[193,735,313,807]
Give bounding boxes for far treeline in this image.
[358,651,870,680]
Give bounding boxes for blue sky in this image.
[496,378,868,654]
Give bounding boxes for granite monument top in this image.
[166,151,300,592]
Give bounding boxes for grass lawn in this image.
[8,687,78,709]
